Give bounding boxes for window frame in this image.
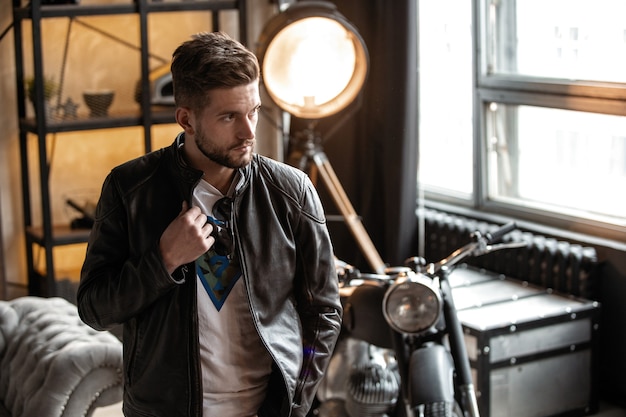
[419,0,626,244]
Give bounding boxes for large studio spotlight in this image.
[257,1,368,119]
[257,1,385,273]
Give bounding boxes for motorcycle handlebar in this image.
[337,222,519,283]
[483,221,517,244]
[425,221,518,275]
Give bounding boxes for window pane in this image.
[418,0,473,196]
[488,0,626,83]
[487,103,626,223]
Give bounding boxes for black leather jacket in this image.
[77,134,342,417]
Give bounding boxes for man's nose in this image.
[239,118,256,139]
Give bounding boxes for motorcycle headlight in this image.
[382,276,441,334]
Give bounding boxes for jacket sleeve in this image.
[292,174,343,416]
[76,171,183,331]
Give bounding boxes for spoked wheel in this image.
[419,401,464,417]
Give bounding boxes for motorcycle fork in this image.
[439,270,481,417]
[392,330,430,417]
[391,329,411,402]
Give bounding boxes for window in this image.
[418,0,626,241]
[418,0,473,198]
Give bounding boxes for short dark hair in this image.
[171,31,260,111]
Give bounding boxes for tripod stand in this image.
[288,127,385,274]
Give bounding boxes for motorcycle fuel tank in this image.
[342,284,394,349]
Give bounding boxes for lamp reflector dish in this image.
[259,7,368,119]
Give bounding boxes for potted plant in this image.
[25,76,59,119]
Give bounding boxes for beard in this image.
[194,127,254,169]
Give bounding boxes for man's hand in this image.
[159,201,214,274]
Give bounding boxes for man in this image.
[77,31,342,417]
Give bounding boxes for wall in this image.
[0,0,280,292]
[1,0,22,291]
[596,245,626,405]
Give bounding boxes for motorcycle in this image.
[314,222,523,417]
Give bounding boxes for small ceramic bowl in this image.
[83,90,114,117]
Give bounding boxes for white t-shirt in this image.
[193,178,273,417]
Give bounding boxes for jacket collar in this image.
[171,132,252,197]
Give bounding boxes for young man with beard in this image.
[78,32,342,417]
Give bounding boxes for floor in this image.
[92,401,626,417]
[599,405,626,417]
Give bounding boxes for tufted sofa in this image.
[0,296,123,417]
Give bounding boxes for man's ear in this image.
[175,107,195,134]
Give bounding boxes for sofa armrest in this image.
[0,297,123,417]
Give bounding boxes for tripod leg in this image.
[312,152,386,273]
[307,161,320,187]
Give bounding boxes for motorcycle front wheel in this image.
[418,401,463,417]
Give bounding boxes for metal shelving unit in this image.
[12,0,246,295]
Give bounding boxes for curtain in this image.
[300,0,418,270]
